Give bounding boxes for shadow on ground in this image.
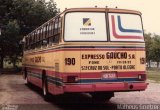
[26,84,118,110]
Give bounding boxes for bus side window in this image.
[27,36,29,50]
[54,18,58,35]
[32,32,35,49]
[40,27,44,46]
[33,31,36,49]
[35,31,37,48]
[52,20,55,36]
[49,20,55,45]
[42,26,46,46]
[47,23,51,44]
[25,36,28,50]
[42,26,45,40]
[28,35,31,50]
[32,32,34,49]
[37,29,39,48]
[38,28,40,47]
[30,34,33,49]
[58,17,61,33]
[48,20,54,45]
[49,22,53,38]
[42,25,48,46]
[50,21,53,37]
[45,25,48,39]
[46,23,50,44]
[36,29,38,48]
[53,17,61,44]
[36,29,40,48]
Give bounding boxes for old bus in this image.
[22,8,148,102]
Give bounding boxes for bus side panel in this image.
[23,50,65,95]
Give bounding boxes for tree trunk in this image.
[13,61,16,69]
[148,61,151,68]
[0,43,4,70]
[147,60,151,68]
[0,56,4,69]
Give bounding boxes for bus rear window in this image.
[109,13,144,42]
[64,12,107,41]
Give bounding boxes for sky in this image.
[53,0,160,35]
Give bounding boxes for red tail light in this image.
[138,74,146,81]
[67,76,79,83]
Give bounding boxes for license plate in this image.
[102,72,117,79]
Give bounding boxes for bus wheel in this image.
[25,75,29,84]
[24,69,30,85]
[42,75,50,101]
[90,92,114,103]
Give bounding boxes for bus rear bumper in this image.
[63,82,148,93]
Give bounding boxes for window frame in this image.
[63,11,108,42]
[108,12,145,43]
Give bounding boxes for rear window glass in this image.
[64,12,107,41]
[109,13,144,42]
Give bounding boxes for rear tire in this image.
[91,92,114,103]
[42,75,50,101]
[25,75,29,84]
[24,69,30,85]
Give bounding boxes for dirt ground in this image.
[0,74,160,110]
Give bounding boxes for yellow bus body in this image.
[22,8,148,99]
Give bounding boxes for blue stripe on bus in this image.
[47,76,63,86]
[80,78,138,83]
[117,16,143,33]
[27,71,63,86]
[28,71,139,85]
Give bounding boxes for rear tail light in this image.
[67,76,79,83]
[138,74,146,81]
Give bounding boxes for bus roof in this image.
[62,8,142,15]
[24,7,141,38]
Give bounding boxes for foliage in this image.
[145,33,160,68]
[0,0,59,69]
[151,34,160,67]
[5,20,21,67]
[144,33,153,64]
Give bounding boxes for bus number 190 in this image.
[65,58,75,65]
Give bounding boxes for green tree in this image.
[46,0,59,18]
[144,32,153,67]
[4,20,21,68]
[0,0,59,69]
[10,0,58,35]
[151,34,160,68]
[0,0,13,69]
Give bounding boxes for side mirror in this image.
[19,40,25,45]
[19,37,25,45]
[42,40,48,45]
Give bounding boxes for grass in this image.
[147,68,160,83]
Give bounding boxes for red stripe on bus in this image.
[25,48,145,55]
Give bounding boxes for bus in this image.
[22,7,148,102]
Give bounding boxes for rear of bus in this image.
[62,8,148,101]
